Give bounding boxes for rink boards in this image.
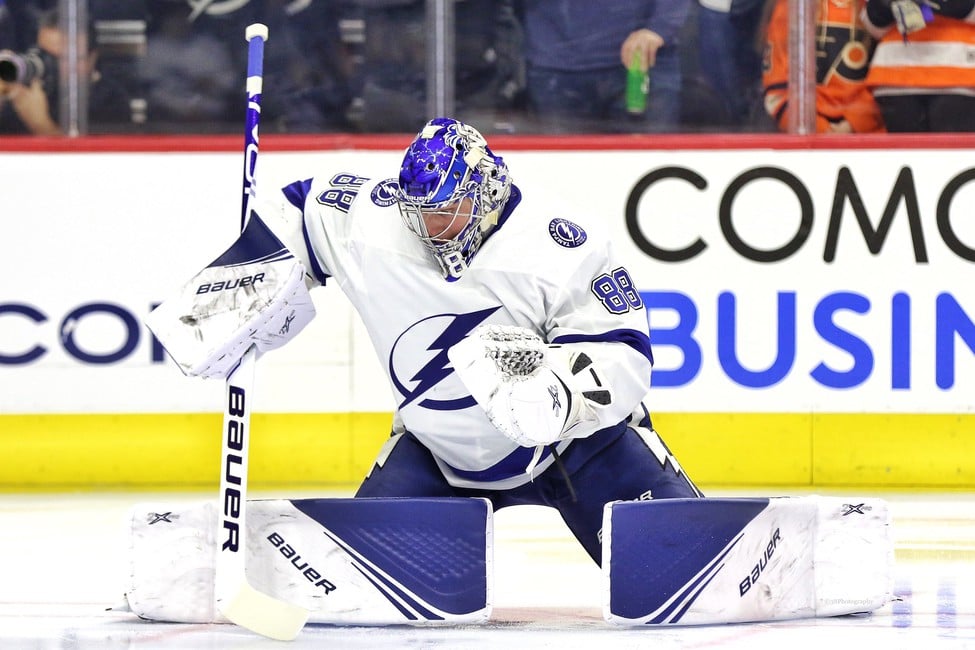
[1,135,972,490]
[0,411,968,489]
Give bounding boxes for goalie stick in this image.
[214,23,310,641]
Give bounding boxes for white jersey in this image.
[254,170,655,489]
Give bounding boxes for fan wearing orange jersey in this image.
[861,0,975,131]
[763,0,885,133]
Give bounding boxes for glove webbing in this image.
[481,325,545,376]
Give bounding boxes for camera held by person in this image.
[0,8,63,136]
[0,46,58,95]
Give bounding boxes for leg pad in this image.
[602,496,893,625]
[126,497,492,626]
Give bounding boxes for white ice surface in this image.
[0,489,973,649]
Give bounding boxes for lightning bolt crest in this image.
[392,307,499,410]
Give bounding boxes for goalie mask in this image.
[396,117,512,280]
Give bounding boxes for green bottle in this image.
[626,50,649,115]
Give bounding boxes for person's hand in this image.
[827,119,854,134]
[6,78,60,135]
[890,0,930,34]
[0,77,18,103]
[866,0,930,33]
[620,28,664,70]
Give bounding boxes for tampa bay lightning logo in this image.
[389,306,500,410]
[548,218,587,248]
[371,178,399,207]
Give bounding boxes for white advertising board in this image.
[1,148,972,415]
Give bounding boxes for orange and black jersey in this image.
[862,0,975,92]
[763,0,885,133]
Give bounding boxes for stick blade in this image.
[219,584,310,641]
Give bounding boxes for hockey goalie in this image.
[139,116,893,631]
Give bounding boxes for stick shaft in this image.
[218,21,268,601]
[214,24,308,641]
[241,25,267,230]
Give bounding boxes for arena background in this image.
[1,133,972,491]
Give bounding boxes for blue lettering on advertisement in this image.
[642,291,975,390]
[0,302,164,365]
[3,292,974,391]
[622,162,975,394]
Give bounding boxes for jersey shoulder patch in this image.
[370,178,399,207]
[547,217,588,248]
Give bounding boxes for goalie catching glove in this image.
[448,325,613,447]
[145,214,316,379]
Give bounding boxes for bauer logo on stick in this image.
[222,384,246,553]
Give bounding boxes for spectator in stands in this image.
[695,0,764,127]
[762,0,885,133]
[0,72,58,134]
[861,0,975,132]
[135,1,360,133]
[86,0,150,133]
[1,3,147,135]
[357,0,523,133]
[139,2,238,129]
[0,6,61,134]
[265,0,360,133]
[513,0,692,133]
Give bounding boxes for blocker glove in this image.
[145,214,316,379]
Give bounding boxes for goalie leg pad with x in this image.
[125,497,492,626]
[602,496,894,626]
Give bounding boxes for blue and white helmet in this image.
[396,117,512,279]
